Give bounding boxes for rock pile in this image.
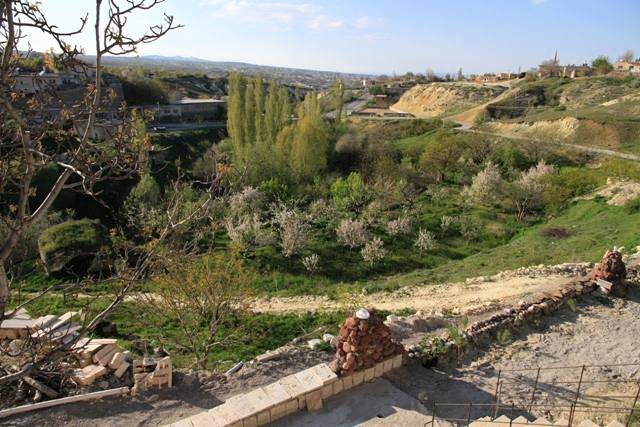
[589,249,626,285]
[332,309,405,376]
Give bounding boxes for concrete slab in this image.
[271,378,432,427]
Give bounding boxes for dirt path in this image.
[251,270,583,315]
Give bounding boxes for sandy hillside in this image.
[391,82,507,118]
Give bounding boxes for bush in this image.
[386,217,412,236]
[331,172,372,212]
[624,197,640,214]
[37,219,107,274]
[273,207,309,257]
[361,237,386,266]
[463,161,503,205]
[336,219,367,249]
[415,229,436,252]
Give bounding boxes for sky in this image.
[23,0,640,75]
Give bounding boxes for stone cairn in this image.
[331,309,405,376]
[589,249,626,288]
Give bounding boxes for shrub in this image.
[229,186,263,216]
[463,161,503,205]
[386,217,412,236]
[224,214,274,250]
[459,217,481,243]
[336,218,367,249]
[415,229,436,252]
[624,197,640,214]
[302,254,320,275]
[361,237,386,266]
[331,172,372,212]
[37,219,107,274]
[440,215,456,234]
[273,208,309,257]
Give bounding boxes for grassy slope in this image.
[366,199,640,291]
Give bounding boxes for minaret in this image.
[553,50,558,66]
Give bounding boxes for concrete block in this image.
[311,363,338,385]
[294,367,324,393]
[391,354,403,369]
[225,394,258,420]
[321,384,333,400]
[305,390,323,412]
[341,375,353,390]
[278,375,307,398]
[351,370,364,386]
[382,359,393,373]
[208,403,243,426]
[364,367,375,382]
[374,362,384,378]
[297,396,306,411]
[332,379,344,395]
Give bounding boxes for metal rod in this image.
[467,402,473,427]
[529,367,541,412]
[573,365,586,408]
[626,382,640,427]
[431,402,436,427]
[568,403,575,427]
[494,380,503,418]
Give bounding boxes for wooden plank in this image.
[108,352,126,370]
[0,387,129,419]
[23,376,58,399]
[93,344,117,364]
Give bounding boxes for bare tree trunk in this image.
[0,264,9,324]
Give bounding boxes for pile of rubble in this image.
[331,309,405,376]
[589,249,627,288]
[383,311,447,339]
[468,262,592,284]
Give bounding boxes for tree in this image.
[0,1,223,388]
[463,162,503,205]
[254,75,266,142]
[331,172,372,212]
[227,72,246,148]
[457,68,464,81]
[333,78,344,122]
[592,55,613,75]
[418,135,466,182]
[361,237,386,266]
[336,219,367,249]
[265,79,280,144]
[619,49,635,62]
[243,79,256,144]
[505,160,555,222]
[138,253,253,369]
[273,207,309,257]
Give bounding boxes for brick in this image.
[382,359,393,373]
[392,354,403,369]
[341,375,353,390]
[321,384,333,400]
[294,368,324,393]
[305,390,323,412]
[256,410,270,426]
[374,363,384,378]
[364,367,375,382]
[332,379,344,395]
[351,370,364,386]
[311,363,338,385]
[262,381,292,405]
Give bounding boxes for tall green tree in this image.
[243,80,256,144]
[227,72,246,147]
[265,80,279,144]
[254,75,266,142]
[333,79,344,122]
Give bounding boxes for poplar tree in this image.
[244,79,256,144]
[254,75,266,142]
[227,72,246,147]
[265,79,279,144]
[333,79,344,122]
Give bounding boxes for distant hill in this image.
[92,54,370,89]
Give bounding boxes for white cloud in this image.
[308,15,345,31]
[207,1,380,32]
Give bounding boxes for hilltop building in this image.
[614,60,640,74]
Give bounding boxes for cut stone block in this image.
[321,384,333,400]
[342,375,353,390]
[294,368,324,393]
[278,375,307,399]
[208,403,243,426]
[382,359,393,373]
[576,421,598,427]
[512,416,530,425]
[225,394,258,420]
[93,344,117,364]
[285,399,299,415]
[351,370,364,386]
[305,390,323,412]
[374,362,384,378]
[332,379,344,395]
[364,366,375,382]
[114,361,130,378]
[256,410,270,426]
[269,401,289,422]
[391,354,403,369]
[189,411,223,427]
[170,417,194,427]
[310,363,338,385]
[109,352,126,370]
[245,388,274,414]
[262,381,292,405]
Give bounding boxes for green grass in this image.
[364,199,640,290]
